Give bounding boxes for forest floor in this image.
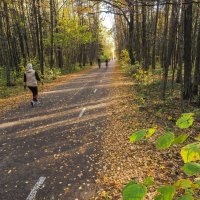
[94,65,200,199]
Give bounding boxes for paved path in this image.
[0,62,115,200]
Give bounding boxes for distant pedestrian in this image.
[97,58,101,69]
[24,63,42,107]
[105,59,109,69]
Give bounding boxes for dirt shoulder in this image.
[0,66,93,114]
[94,65,198,199]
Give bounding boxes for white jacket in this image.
[25,69,38,87]
[24,64,40,87]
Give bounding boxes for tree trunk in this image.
[135,0,141,62]
[152,0,160,70]
[20,0,30,58]
[129,10,135,65]
[37,0,44,75]
[193,16,200,96]
[176,42,183,83]
[33,0,40,61]
[141,0,148,70]
[3,1,12,86]
[161,2,169,68]
[50,0,54,69]
[162,0,178,99]
[183,0,193,100]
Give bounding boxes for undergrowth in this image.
[119,49,200,200]
[0,64,90,99]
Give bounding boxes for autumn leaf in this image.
[182,162,200,176]
[146,128,156,138]
[181,142,200,163]
[172,134,189,145]
[123,181,147,200]
[176,113,194,129]
[174,179,193,189]
[156,132,175,150]
[154,186,176,200]
[130,130,147,142]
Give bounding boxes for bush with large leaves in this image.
[124,113,200,199]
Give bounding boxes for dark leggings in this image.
[28,86,38,101]
[98,62,101,68]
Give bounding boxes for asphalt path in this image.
[0,61,115,200]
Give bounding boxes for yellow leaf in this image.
[168,116,173,120]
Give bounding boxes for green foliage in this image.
[99,26,115,60]
[143,176,154,187]
[100,54,108,61]
[146,128,156,138]
[193,109,200,121]
[182,162,200,176]
[120,49,130,66]
[52,11,95,49]
[126,113,199,198]
[176,113,194,129]
[174,179,193,189]
[177,194,194,200]
[44,68,61,81]
[181,142,200,163]
[130,130,147,142]
[194,178,200,186]
[134,68,148,85]
[27,57,40,72]
[123,180,147,200]
[155,132,175,150]
[154,186,176,200]
[0,84,22,98]
[172,134,189,145]
[0,61,25,98]
[119,50,150,85]
[130,128,157,143]
[152,68,162,75]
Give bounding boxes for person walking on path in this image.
[105,59,109,69]
[97,58,101,69]
[24,63,42,107]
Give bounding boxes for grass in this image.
[0,85,24,98]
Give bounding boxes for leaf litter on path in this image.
[93,66,197,200]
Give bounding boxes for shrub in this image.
[44,67,61,81]
[124,113,200,200]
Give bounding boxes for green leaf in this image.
[156,132,175,150]
[174,179,193,189]
[172,134,189,145]
[182,162,200,176]
[194,178,200,187]
[130,130,147,143]
[143,176,154,187]
[176,113,194,129]
[146,128,156,138]
[123,181,147,200]
[177,194,194,200]
[154,186,176,200]
[181,142,200,163]
[185,188,194,195]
